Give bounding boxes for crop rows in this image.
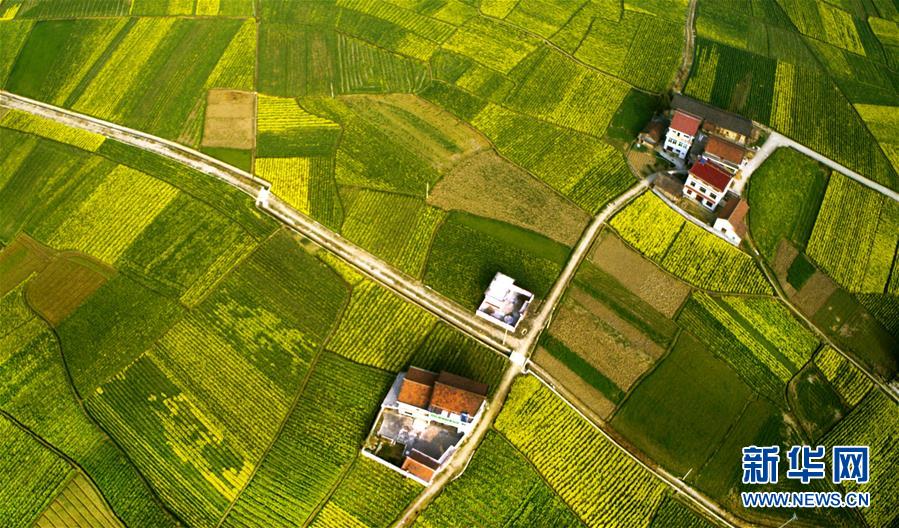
[610,193,770,293]
[506,47,629,137]
[256,157,311,213]
[822,390,898,528]
[494,376,667,527]
[327,280,436,371]
[441,16,538,74]
[722,296,818,369]
[73,18,176,120]
[118,193,255,297]
[807,172,897,293]
[1,110,105,151]
[650,496,713,528]
[471,102,629,211]
[153,314,298,453]
[337,33,430,94]
[88,355,245,528]
[33,473,121,528]
[204,19,255,91]
[1,285,178,527]
[340,189,444,276]
[258,95,339,133]
[677,292,810,401]
[221,353,393,528]
[15,0,130,18]
[0,417,73,528]
[179,236,257,308]
[609,192,683,260]
[815,347,873,406]
[309,456,420,528]
[415,431,581,527]
[48,165,179,265]
[335,8,437,62]
[337,0,455,42]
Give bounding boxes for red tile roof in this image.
[728,199,750,238]
[402,451,438,482]
[429,372,488,417]
[397,368,436,409]
[670,111,701,136]
[689,160,732,191]
[705,136,746,164]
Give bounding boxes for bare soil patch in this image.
[794,271,837,316]
[201,89,255,149]
[551,299,657,390]
[532,348,616,419]
[27,253,113,326]
[772,239,799,296]
[569,287,665,360]
[428,151,590,245]
[589,230,690,317]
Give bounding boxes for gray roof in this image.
[672,94,753,137]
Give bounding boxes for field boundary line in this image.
[19,290,187,527]
[0,90,517,357]
[526,365,744,528]
[744,234,899,403]
[0,411,128,528]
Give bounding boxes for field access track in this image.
[1,91,745,528]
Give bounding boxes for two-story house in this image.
[683,160,733,211]
[663,110,702,159]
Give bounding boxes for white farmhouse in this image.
[713,197,749,245]
[683,160,733,211]
[663,110,702,159]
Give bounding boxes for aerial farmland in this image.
[0,1,897,527]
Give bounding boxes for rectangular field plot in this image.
[806,172,899,294]
[0,417,73,528]
[33,472,123,528]
[611,332,753,476]
[495,376,667,527]
[14,0,130,18]
[327,280,436,371]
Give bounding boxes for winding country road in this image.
[0,91,741,528]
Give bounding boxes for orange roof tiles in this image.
[402,451,439,482]
[705,136,746,164]
[429,372,488,416]
[397,368,436,409]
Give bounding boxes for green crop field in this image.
[612,332,753,476]
[822,390,899,528]
[496,376,668,527]
[2,2,897,527]
[309,455,420,528]
[414,431,582,527]
[677,292,818,403]
[610,192,771,294]
[806,172,899,294]
[746,147,830,258]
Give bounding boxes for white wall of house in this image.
[713,218,742,244]
[664,129,693,159]
[682,174,729,210]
